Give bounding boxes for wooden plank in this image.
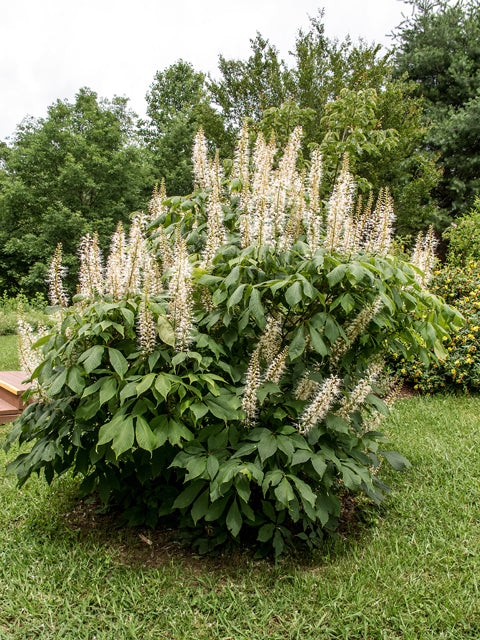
[0,396,20,424]
[0,371,30,396]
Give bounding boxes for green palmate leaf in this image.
[135,416,156,453]
[97,413,125,446]
[227,284,246,308]
[119,381,137,405]
[285,281,303,307]
[111,417,134,458]
[256,382,281,404]
[249,288,265,328]
[309,326,328,356]
[191,489,210,525]
[205,393,240,421]
[257,522,275,542]
[224,265,241,289]
[327,264,347,287]
[274,477,295,507]
[67,366,85,395]
[310,454,327,478]
[100,377,118,406]
[288,325,306,361]
[365,393,389,416]
[75,396,100,421]
[273,529,285,557]
[167,419,194,446]
[258,434,278,463]
[206,455,220,479]
[226,499,242,537]
[292,450,312,465]
[157,315,175,346]
[154,373,172,399]
[81,345,104,374]
[173,481,204,509]
[109,347,128,378]
[324,316,340,343]
[190,402,209,421]
[290,475,317,508]
[119,307,135,326]
[47,369,67,397]
[379,450,411,471]
[185,456,207,481]
[205,496,229,521]
[136,373,156,395]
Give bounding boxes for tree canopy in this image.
[0,88,152,295]
[394,0,480,218]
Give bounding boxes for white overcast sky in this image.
[0,0,411,141]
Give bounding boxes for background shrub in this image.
[395,260,480,394]
[443,198,480,266]
[0,291,52,336]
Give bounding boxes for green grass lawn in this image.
[0,334,19,370]
[1,394,479,639]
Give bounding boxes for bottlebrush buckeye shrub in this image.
[5,125,461,556]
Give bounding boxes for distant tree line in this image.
[1,0,479,296]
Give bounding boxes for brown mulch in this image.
[396,382,419,399]
[61,489,372,572]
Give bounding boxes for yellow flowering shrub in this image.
[397,261,480,393]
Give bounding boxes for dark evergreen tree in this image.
[394,0,480,217]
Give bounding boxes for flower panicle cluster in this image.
[193,128,210,190]
[344,188,395,256]
[122,215,146,295]
[17,317,49,398]
[105,222,127,299]
[47,243,69,307]
[325,156,356,253]
[233,121,250,211]
[194,126,399,263]
[168,232,194,351]
[137,274,157,355]
[148,179,168,224]
[203,150,227,268]
[242,319,287,425]
[305,148,323,253]
[247,132,277,247]
[298,375,342,435]
[412,225,437,288]
[257,317,283,363]
[337,359,385,419]
[272,126,303,246]
[330,297,383,366]
[242,347,262,426]
[78,232,104,299]
[364,375,402,434]
[264,346,289,384]
[295,371,320,401]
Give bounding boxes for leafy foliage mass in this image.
[394,0,480,220]
[0,89,152,296]
[5,127,459,555]
[396,259,480,394]
[442,198,480,266]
